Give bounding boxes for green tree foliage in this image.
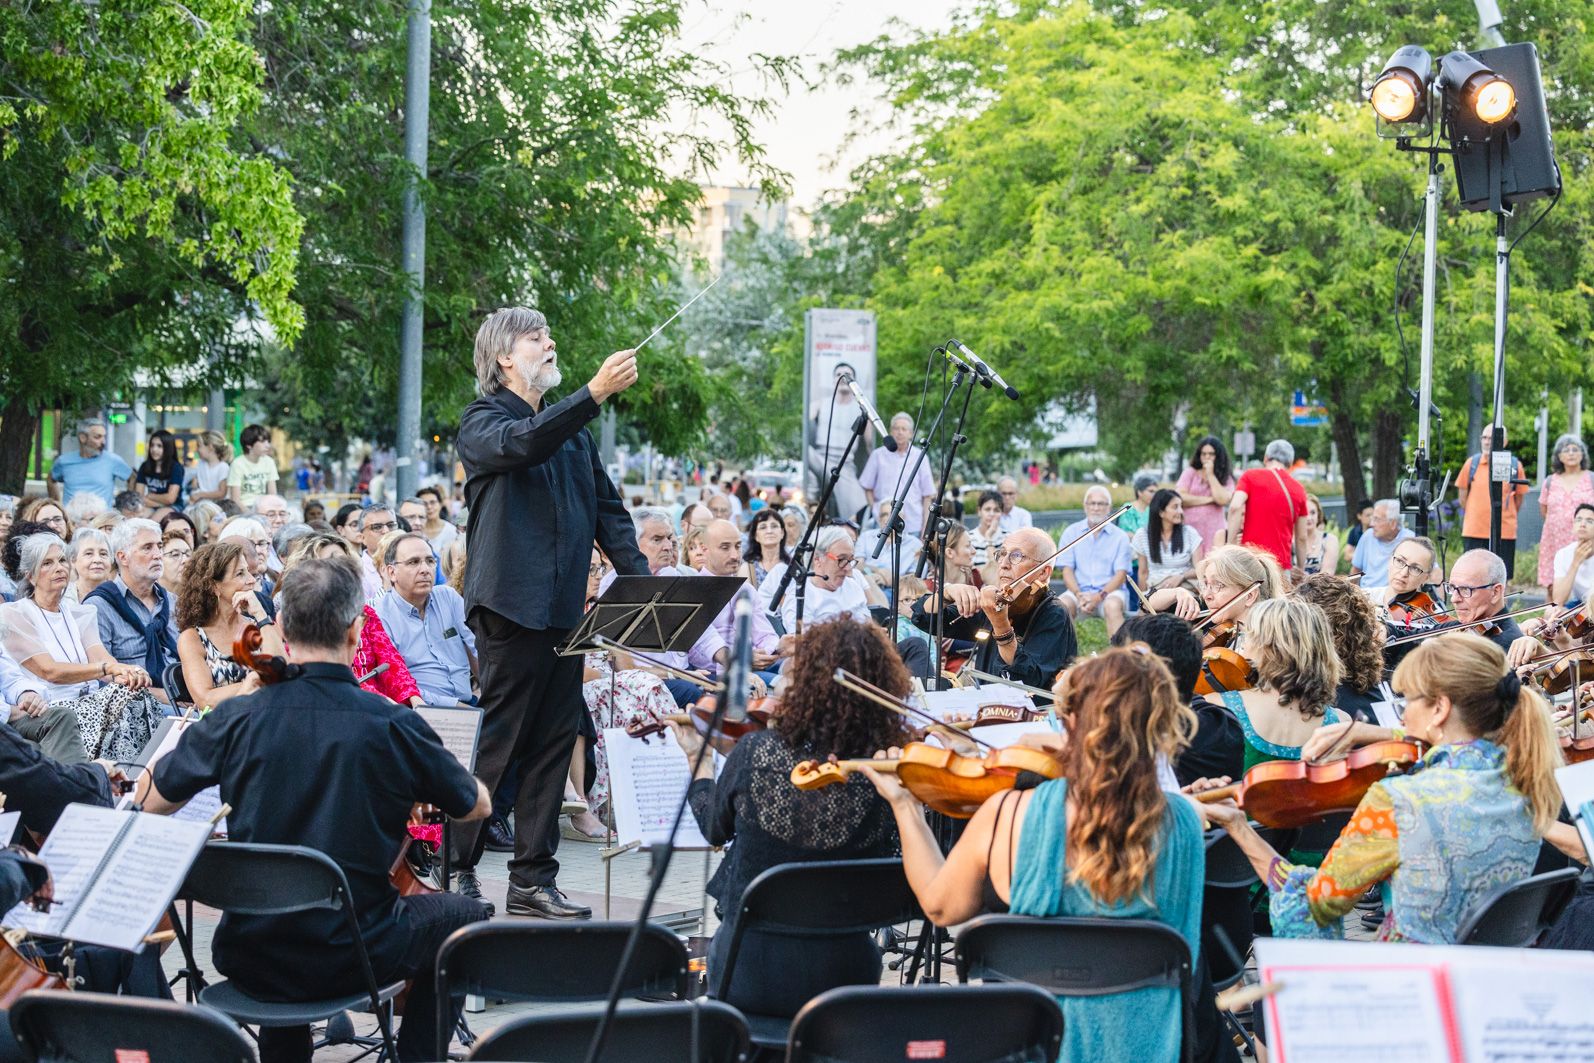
[0,0,303,491]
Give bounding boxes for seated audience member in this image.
[416,485,457,554]
[356,505,399,600]
[682,525,708,572]
[332,502,365,548]
[0,649,93,765]
[0,533,162,762]
[85,519,177,704]
[679,502,712,541]
[1349,499,1412,590]
[1132,488,1203,594]
[705,493,733,524]
[1112,613,1242,788]
[159,509,200,548]
[374,534,478,706]
[856,498,924,571]
[780,504,809,553]
[159,531,192,600]
[176,542,287,708]
[216,517,277,618]
[134,428,184,509]
[613,509,729,704]
[185,499,225,545]
[252,494,293,574]
[862,646,1235,1063]
[63,527,113,605]
[775,525,875,633]
[672,618,910,1017]
[1203,632,1559,944]
[741,507,790,591]
[967,490,1004,567]
[695,521,793,677]
[1300,494,1337,575]
[112,490,147,519]
[16,498,72,542]
[1057,485,1133,637]
[1551,502,1594,607]
[1295,574,1387,722]
[142,556,492,1063]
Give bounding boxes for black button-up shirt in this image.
[456,385,647,632]
[152,663,479,997]
[0,723,113,838]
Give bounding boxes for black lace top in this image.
[688,729,900,923]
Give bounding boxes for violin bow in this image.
[592,635,723,691]
[1124,577,1156,614]
[1383,603,1551,647]
[996,503,1132,607]
[833,669,996,751]
[1192,580,1264,633]
[963,669,1057,702]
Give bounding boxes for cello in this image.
[231,614,301,685]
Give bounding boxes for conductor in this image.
[450,307,647,919]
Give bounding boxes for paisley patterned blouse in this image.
[1263,739,1538,943]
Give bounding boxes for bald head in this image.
[702,519,743,577]
[1001,527,1056,581]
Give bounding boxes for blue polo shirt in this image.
[50,451,132,505]
[1056,518,1133,598]
[371,587,477,705]
[1351,526,1414,590]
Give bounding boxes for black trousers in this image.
[451,609,583,887]
[1462,536,1517,580]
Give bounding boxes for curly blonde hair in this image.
[1058,646,1196,906]
[1245,598,1341,718]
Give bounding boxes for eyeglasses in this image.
[391,556,436,569]
[363,521,397,533]
[163,548,191,560]
[589,563,610,577]
[249,539,271,550]
[1389,556,1429,578]
[997,550,1033,567]
[1443,580,1500,600]
[41,515,66,528]
[825,552,859,569]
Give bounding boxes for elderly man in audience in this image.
[85,518,177,706]
[357,505,400,600]
[1057,485,1132,636]
[856,498,924,573]
[1349,499,1413,591]
[678,502,712,541]
[696,520,793,680]
[860,412,936,539]
[252,494,293,574]
[374,533,479,706]
[996,476,1033,533]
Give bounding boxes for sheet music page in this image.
[0,811,19,844]
[1450,954,1594,1062]
[63,813,210,952]
[602,727,713,849]
[414,705,484,773]
[172,786,226,837]
[917,686,1036,724]
[1554,760,1594,858]
[2,804,126,938]
[1256,939,1460,1063]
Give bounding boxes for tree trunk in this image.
[1371,406,1405,501]
[0,393,40,495]
[1327,378,1367,505]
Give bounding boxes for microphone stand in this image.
[772,410,870,635]
[913,363,976,687]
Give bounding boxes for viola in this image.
[790,742,1065,818]
[1193,647,1255,696]
[1195,739,1424,828]
[232,622,301,685]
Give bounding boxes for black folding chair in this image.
[175,841,403,1061]
[1290,809,1353,857]
[710,859,921,1052]
[955,915,1196,1063]
[464,1000,749,1062]
[12,990,255,1063]
[162,659,192,706]
[787,984,1063,1063]
[1455,867,1580,947]
[1203,826,1295,1055]
[434,920,689,1059]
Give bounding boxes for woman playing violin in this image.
[1369,536,1448,642]
[669,617,912,1019]
[1148,543,1284,633]
[859,646,1236,1063]
[1199,632,1565,943]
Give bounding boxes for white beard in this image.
[516,352,562,392]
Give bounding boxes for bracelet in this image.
[994,630,1017,645]
[100,661,108,677]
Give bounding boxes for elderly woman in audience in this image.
[174,541,283,707]
[780,504,809,552]
[1202,632,1562,944]
[0,533,162,761]
[16,497,71,542]
[863,645,1234,1063]
[185,499,225,545]
[741,508,789,590]
[63,528,114,605]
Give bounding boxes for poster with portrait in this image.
[802,309,877,519]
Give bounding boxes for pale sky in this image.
[684,0,966,210]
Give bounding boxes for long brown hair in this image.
[1295,574,1383,695]
[1059,646,1197,905]
[1392,632,1562,832]
[176,541,250,632]
[773,618,912,757]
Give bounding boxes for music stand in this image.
[557,574,746,659]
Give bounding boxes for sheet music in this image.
[172,786,225,836]
[1554,760,1594,858]
[414,705,484,773]
[131,717,225,834]
[3,804,125,938]
[0,811,19,844]
[602,727,713,849]
[64,813,209,952]
[1452,959,1594,1062]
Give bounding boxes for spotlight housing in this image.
[1370,45,1434,135]
[1437,51,1516,134]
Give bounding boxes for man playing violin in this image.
[1398,549,1531,660]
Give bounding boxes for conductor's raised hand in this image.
[589,349,639,404]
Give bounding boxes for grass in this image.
[1076,616,1110,656]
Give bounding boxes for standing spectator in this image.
[63,528,114,605]
[1551,503,1594,607]
[134,429,185,510]
[995,477,1032,533]
[1454,424,1528,576]
[1349,500,1414,591]
[1341,499,1374,568]
[1118,473,1158,538]
[187,430,231,504]
[1176,435,1234,551]
[416,485,458,554]
[49,418,133,507]
[1537,434,1594,596]
[1227,438,1308,572]
[226,424,279,510]
[1057,485,1133,637]
[1300,494,1337,576]
[859,412,936,538]
[968,490,1005,567]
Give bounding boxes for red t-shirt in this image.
[1237,466,1307,569]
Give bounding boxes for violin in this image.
[1383,588,1454,633]
[790,742,1065,818]
[993,504,1133,610]
[0,934,66,1007]
[1193,647,1256,696]
[1202,620,1239,650]
[1541,602,1594,642]
[232,620,301,685]
[624,697,778,743]
[1195,739,1424,828]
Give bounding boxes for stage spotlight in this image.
[1370,45,1433,129]
[1437,51,1515,128]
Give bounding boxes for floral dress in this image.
[353,605,422,704]
[581,653,677,813]
[1538,471,1594,587]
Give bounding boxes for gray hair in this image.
[67,527,111,562]
[474,307,548,396]
[1083,484,1112,504]
[1552,433,1590,474]
[217,516,268,544]
[64,492,107,525]
[890,412,913,430]
[1264,438,1295,465]
[273,522,315,559]
[17,532,67,597]
[816,525,853,554]
[781,504,809,533]
[356,507,393,531]
[75,417,106,435]
[1373,498,1402,519]
[632,506,673,537]
[397,496,427,513]
[1456,547,1509,587]
[278,556,366,651]
[109,517,161,558]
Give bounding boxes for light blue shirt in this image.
[50,450,132,505]
[372,586,477,705]
[1351,526,1414,590]
[1057,518,1133,596]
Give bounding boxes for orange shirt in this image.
[1455,453,1528,539]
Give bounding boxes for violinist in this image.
[1113,613,1244,789]
[1367,536,1441,618]
[1199,632,1562,944]
[141,557,492,1063]
[912,528,1077,691]
[1149,543,1285,637]
[1419,550,1530,658]
[668,617,910,1019]
[1294,574,1386,723]
[858,646,1237,1063]
[175,541,285,707]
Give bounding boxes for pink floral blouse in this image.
[354,605,421,705]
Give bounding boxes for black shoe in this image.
[505,883,591,920]
[1360,905,1385,932]
[482,815,514,853]
[455,870,495,918]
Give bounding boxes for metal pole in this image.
[1411,155,1443,537]
[396,0,431,502]
[1572,387,1584,439]
[1488,213,1509,553]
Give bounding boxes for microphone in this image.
[843,376,897,452]
[947,339,1020,400]
[722,594,754,723]
[942,345,989,387]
